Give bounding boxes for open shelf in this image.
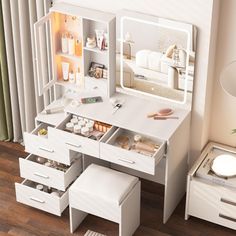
[83,46,108,55]
[56,51,82,61]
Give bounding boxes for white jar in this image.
[66,122,74,132]
[61,33,68,53]
[74,125,81,134]
[78,120,86,127]
[81,127,89,136]
[70,117,78,125]
[36,184,44,191]
[86,123,93,132]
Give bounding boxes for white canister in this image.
[81,127,89,136]
[61,33,68,53]
[70,117,78,125]
[68,35,75,55]
[86,123,93,132]
[78,120,86,127]
[36,184,44,191]
[66,122,74,132]
[74,124,81,134]
[51,191,60,197]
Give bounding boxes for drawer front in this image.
[15,180,68,216]
[19,155,82,191]
[49,128,100,158]
[24,132,71,165]
[188,180,236,230]
[100,142,164,175]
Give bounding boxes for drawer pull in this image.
[39,147,54,153]
[220,198,236,206]
[219,213,236,222]
[34,172,49,179]
[65,142,81,148]
[118,158,135,164]
[30,197,45,204]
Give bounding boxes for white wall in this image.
[55,0,218,165]
[210,0,236,146]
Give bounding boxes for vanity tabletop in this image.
[64,92,190,141]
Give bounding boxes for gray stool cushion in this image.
[71,164,139,205]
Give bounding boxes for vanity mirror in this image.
[220,60,236,98]
[116,10,197,104]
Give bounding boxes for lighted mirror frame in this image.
[120,15,192,104]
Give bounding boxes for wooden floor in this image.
[0,141,235,236]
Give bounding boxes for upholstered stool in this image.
[69,164,141,236]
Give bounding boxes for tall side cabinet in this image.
[34,3,116,97]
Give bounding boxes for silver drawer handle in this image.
[34,172,49,179]
[65,142,81,148]
[39,147,54,153]
[219,213,236,222]
[118,158,135,164]
[220,198,236,207]
[30,197,45,204]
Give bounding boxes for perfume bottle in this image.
[75,38,82,57]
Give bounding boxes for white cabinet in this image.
[34,3,116,97]
[185,142,236,230]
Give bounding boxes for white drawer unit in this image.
[19,154,82,191]
[188,180,236,230]
[186,142,236,231]
[100,127,166,175]
[15,179,68,216]
[49,114,112,158]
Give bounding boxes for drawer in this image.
[100,127,166,175]
[19,154,82,191]
[15,179,68,216]
[24,123,72,165]
[49,114,112,158]
[188,179,236,230]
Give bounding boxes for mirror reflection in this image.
[116,13,197,104]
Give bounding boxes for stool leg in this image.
[70,206,88,233]
[119,182,141,236]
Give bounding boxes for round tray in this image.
[211,154,236,178]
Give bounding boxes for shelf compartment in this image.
[56,51,82,61]
[19,154,82,191]
[15,179,68,216]
[83,46,108,55]
[100,128,166,175]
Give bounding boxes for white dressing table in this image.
[33,91,191,223]
[15,2,195,226]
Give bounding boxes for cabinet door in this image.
[34,13,56,96]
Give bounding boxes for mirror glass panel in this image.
[116,11,197,104]
[220,61,236,98]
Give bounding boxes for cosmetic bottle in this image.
[75,39,82,56]
[68,34,75,55]
[69,70,75,83]
[61,32,68,53]
[76,67,81,86]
